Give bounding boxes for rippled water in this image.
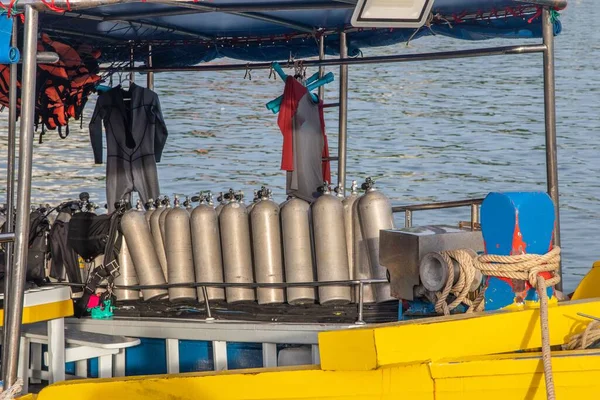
[0,1,595,292]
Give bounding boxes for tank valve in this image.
[350,180,358,194]
[224,189,235,201]
[361,177,375,191]
[235,191,245,203]
[183,196,192,209]
[258,186,270,200]
[317,181,331,194]
[136,199,144,211]
[205,191,214,206]
[334,183,345,198]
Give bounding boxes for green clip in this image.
[89,300,114,319]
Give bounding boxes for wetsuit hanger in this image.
[266,62,334,114]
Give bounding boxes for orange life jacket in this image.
[0,33,102,139]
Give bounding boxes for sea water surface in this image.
[0,0,596,292]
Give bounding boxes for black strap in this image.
[73,209,124,318]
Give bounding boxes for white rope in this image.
[434,250,485,315]
[434,247,561,400]
[564,320,600,350]
[0,379,23,399]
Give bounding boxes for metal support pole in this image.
[405,210,413,228]
[129,44,135,83]
[3,17,18,337]
[337,32,348,195]
[2,5,38,388]
[147,44,154,90]
[201,286,214,321]
[318,35,325,101]
[470,204,480,231]
[356,281,365,325]
[542,7,562,290]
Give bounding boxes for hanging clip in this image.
[244,63,252,81]
[268,64,276,80]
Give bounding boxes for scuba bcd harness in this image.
[73,200,128,318]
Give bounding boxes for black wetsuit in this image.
[89,83,168,212]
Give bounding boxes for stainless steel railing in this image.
[392,198,483,230]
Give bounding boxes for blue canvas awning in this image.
[34,0,565,67]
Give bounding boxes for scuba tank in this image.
[114,201,142,301]
[357,177,395,303]
[215,191,228,217]
[191,191,226,301]
[121,205,167,301]
[311,183,351,305]
[165,196,196,302]
[219,191,255,303]
[250,187,285,305]
[159,195,173,249]
[144,198,156,228]
[149,197,168,281]
[281,196,316,304]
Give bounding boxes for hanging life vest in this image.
[0,33,102,138]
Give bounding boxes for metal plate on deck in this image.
[379,225,483,300]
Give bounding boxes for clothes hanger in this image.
[266,62,334,114]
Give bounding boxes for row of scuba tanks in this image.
[117,177,396,305]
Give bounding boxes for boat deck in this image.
[112,299,399,324]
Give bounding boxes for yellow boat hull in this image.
[24,349,600,400]
[22,298,600,400]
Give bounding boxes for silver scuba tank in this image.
[342,181,358,302]
[183,196,193,214]
[311,183,351,305]
[247,190,259,215]
[159,196,172,249]
[165,196,197,302]
[358,177,395,303]
[145,199,156,228]
[215,191,229,217]
[351,187,376,303]
[149,198,169,281]
[250,188,285,305]
[115,226,140,301]
[220,191,256,303]
[55,209,73,281]
[280,196,316,304]
[120,208,167,301]
[191,191,226,301]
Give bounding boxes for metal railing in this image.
[0,233,16,243]
[392,198,483,230]
[51,278,390,325]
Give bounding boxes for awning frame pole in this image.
[104,44,547,74]
[147,44,154,90]
[2,16,18,336]
[337,32,348,195]
[1,4,38,388]
[317,35,325,101]
[129,44,135,83]
[542,7,562,290]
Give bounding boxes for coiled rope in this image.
[0,379,23,399]
[434,250,485,315]
[564,320,600,350]
[435,247,561,400]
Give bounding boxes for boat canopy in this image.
[34,0,565,67]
